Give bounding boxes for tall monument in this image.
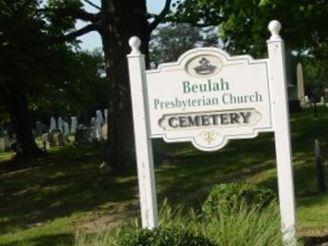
[297,62,305,103]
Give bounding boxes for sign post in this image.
[127,37,158,229]
[127,20,296,244]
[267,20,296,244]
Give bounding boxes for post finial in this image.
[268,20,282,41]
[129,36,141,55]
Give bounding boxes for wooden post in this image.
[314,139,326,193]
[127,36,158,229]
[267,20,296,245]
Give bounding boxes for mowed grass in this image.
[1,107,328,245]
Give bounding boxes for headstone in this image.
[95,117,102,141]
[47,132,56,147]
[89,117,97,141]
[304,95,310,106]
[90,117,101,141]
[104,109,108,124]
[50,116,57,132]
[58,117,64,133]
[71,117,78,133]
[42,133,50,150]
[63,121,70,135]
[53,132,65,146]
[297,63,305,103]
[58,132,65,146]
[75,127,91,145]
[101,123,108,140]
[96,110,104,125]
[320,97,325,105]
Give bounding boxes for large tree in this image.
[0,0,106,158]
[0,0,47,158]
[46,0,174,171]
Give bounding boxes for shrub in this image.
[204,202,282,246]
[202,183,276,217]
[118,227,215,246]
[75,199,284,246]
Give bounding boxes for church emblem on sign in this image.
[194,57,217,75]
[186,55,223,78]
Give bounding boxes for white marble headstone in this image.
[50,116,57,132]
[104,109,108,124]
[58,117,64,133]
[96,110,104,125]
[63,121,70,135]
[71,117,78,133]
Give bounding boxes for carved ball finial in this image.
[129,36,141,54]
[268,20,282,40]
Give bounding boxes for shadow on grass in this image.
[301,234,328,246]
[1,107,328,244]
[153,133,277,207]
[0,145,139,238]
[0,233,74,246]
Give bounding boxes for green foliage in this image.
[29,49,108,121]
[202,183,276,217]
[302,45,328,98]
[74,199,282,246]
[0,0,107,124]
[150,24,217,65]
[118,227,214,246]
[46,0,83,34]
[203,202,282,246]
[171,0,328,58]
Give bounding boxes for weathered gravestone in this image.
[104,109,108,124]
[297,62,305,105]
[63,121,70,135]
[58,117,64,133]
[74,127,91,146]
[70,117,78,133]
[53,132,65,146]
[127,20,296,244]
[96,110,104,125]
[47,132,56,147]
[41,133,50,150]
[101,123,108,140]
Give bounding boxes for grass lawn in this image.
[0,107,328,245]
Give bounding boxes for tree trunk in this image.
[0,82,42,159]
[100,0,150,172]
[8,84,42,158]
[0,59,42,159]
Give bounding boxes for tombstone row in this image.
[0,109,109,152]
[41,109,109,150]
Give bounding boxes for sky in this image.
[77,0,166,51]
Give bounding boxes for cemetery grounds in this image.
[0,107,328,245]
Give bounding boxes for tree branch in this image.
[82,0,101,10]
[41,7,99,22]
[47,24,98,44]
[148,0,172,33]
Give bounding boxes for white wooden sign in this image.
[127,20,296,245]
[147,48,272,151]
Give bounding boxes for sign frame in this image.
[127,20,296,244]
